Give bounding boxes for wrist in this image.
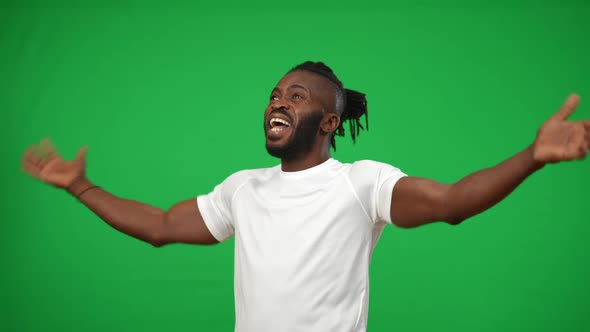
[66,176,93,197]
[527,144,546,171]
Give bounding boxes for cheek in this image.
[264,105,272,117]
[293,105,318,123]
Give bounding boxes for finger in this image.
[577,145,588,160]
[563,124,585,160]
[39,147,59,168]
[574,126,588,159]
[75,146,88,161]
[581,121,590,149]
[568,142,585,160]
[23,146,41,165]
[567,134,583,159]
[39,137,59,159]
[38,155,53,169]
[43,150,58,161]
[21,159,41,177]
[552,94,580,121]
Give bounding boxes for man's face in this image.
[264,70,335,160]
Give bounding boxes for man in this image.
[22,61,589,331]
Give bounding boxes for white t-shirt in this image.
[197,158,407,332]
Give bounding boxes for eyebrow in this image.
[289,84,308,92]
[271,84,309,94]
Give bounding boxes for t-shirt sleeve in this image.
[196,171,249,242]
[348,160,407,225]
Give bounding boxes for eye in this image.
[292,93,303,100]
[270,94,279,101]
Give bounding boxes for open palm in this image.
[22,138,88,189]
[534,94,590,163]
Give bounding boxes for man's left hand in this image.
[533,94,590,163]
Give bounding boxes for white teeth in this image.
[269,118,291,128]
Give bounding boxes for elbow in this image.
[149,233,166,248]
[445,216,466,226]
[440,198,467,226]
[148,218,169,248]
[150,239,165,248]
[441,207,467,226]
[149,226,173,247]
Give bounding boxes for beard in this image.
[265,111,324,160]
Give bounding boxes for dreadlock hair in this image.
[289,61,368,150]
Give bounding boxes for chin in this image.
[265,143,289,159]
[265,132,295,159]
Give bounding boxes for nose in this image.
[271,96,290,111]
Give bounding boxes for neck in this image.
[280,147,331,172]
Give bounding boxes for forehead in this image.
[275,70,335,95]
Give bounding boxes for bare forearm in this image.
[67,177,164,246]
[445,145,545,224]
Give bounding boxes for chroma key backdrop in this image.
[2,0,589,331]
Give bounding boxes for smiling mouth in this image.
[268,117,292,132]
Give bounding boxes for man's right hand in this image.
[22,138,88,190]
[21,138,218,246]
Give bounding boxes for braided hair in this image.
[289,61,369,150]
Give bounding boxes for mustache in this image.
[269,108,293,123]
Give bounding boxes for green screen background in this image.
[2,0,589,331]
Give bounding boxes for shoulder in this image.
[338,160,407,224]
[348,159,404,178]
[346,159,407,197]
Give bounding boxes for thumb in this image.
[75,145,88,161]
[552,94,580,121]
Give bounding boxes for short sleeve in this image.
[348,160,407,225]
[197,171,250,242]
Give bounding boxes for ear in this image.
[320,113,340,134]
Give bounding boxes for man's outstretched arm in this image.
[391,94,590,228]
[22,139,218,247]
